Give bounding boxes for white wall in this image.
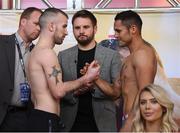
[141,12,180,78]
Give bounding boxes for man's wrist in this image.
[94,77,100,84]
[79,75,88,86]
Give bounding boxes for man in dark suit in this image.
[58,10,122,132]
[0,7,42,131]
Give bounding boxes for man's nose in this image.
[37,25,40,31]
[114,33,119,39]
[79,27,85,34]
[65,29,68,36]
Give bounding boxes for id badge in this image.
[20,82,30,103]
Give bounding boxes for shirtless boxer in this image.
[26,8,100,132]
[113,10,157,131]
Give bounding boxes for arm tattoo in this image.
[49,66,62,84]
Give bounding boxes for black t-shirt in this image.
[70,46,98,132]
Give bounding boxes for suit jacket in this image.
[0,34,16,124]
[58,44,121,132]
[0,34,34,125]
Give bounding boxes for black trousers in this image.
[27,109,64,132]
[0,105,29,131]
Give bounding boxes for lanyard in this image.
[15,37,28,82]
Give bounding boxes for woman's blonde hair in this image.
[132,84,178,132]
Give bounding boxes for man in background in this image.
[0,7,42,131]
[58,10,121,132]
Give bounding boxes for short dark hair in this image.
[42,8,68,19]
[39,8,68,29]
[114,10,142,33]
[20,7,42,20]
[72,10,97,27]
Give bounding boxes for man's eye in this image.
[74,27,80,30]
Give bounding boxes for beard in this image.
[75,33,95,46]
[54,37,63,45]
[54,34,64,45]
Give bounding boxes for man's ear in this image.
[94,25,97,34]
[20,18,27,26]
[130,25,137,34]
[49,22,56,32]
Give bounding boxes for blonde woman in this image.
[145,41,180,119]
[132,84,178,132]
